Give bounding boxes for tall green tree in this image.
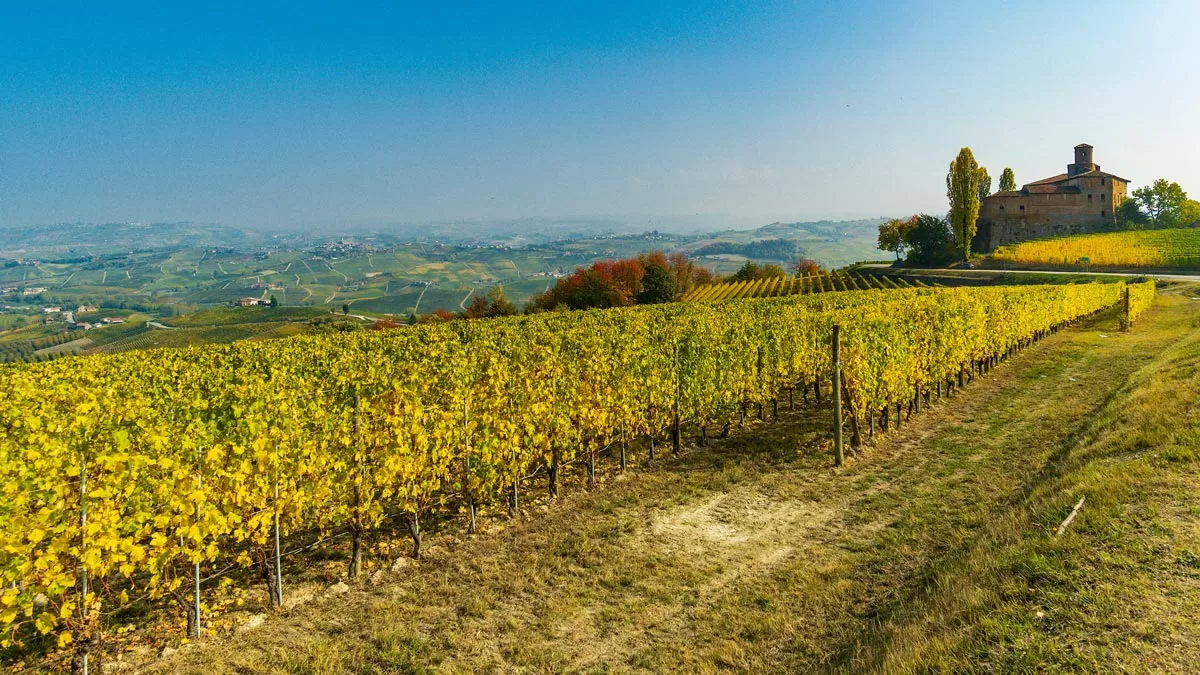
[637,259,675,304]
[976,167,992,203]
[1181,199,1200,226]
[947,147,982,262]
[1117,197,1149,229]
[1133,179,1189,228]
[999,167,1016,192]
[904,214,957,266]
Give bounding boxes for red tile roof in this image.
[1025,169,1130,187]
[1026,185,1081,194]
[1027,173,1069,186]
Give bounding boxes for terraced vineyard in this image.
[992,228,1200,268]
[681,271,926,301]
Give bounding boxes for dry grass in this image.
[142,288,1200,674]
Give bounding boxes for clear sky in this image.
[1,0,1197,230]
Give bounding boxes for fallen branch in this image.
[1055,496,1086,536]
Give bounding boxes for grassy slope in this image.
[156,290,1199,674]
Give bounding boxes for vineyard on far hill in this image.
[681,271,926,301]
[0,279,1154,669]
[992,228,1200,268]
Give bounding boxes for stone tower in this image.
[973,144,1130,252]
[1067,143,1097,176]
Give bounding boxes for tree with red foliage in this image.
[369,319,404,331]
[667,252,696,295]
[460,294,491,319]
[791,257,824,276]
[527,250,711,312]
[692,267,715,285]
[460,285,520,319]
[417,308,457,323]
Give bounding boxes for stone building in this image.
[973,144,1129,252]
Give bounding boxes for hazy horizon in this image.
[3,1,1198,229]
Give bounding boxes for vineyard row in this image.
[680,271,925,301]
[0,281,1151,656]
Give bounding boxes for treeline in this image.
[1119,179,1200,229]
[692,238,799,259]
[724,257,823,283]
[404,252,825,324]
[527,251,712,311]
[878,215,960,266]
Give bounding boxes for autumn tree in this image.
[790,257,824,276]
[526,251,706,311]
[460,294,491,319]
[667,252,697,296]
[947,147,983,262]
[877,216,917,261]
[1133,179,1189,228]
[999,167,1016,192]
[417,308,456,323]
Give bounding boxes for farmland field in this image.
[0,220,887,322]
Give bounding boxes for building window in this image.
[999,205,1004,211]
[1088,194,1093,201]
[1019,205,1025,211]
[1101,178,1106,186]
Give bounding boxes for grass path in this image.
[411,283,428,315]
[300,259,318,284]
[160,292,1200,674]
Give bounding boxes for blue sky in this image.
[1,0,1197,229]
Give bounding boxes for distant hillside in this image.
[693,238,799,259]
[684,218,888,268]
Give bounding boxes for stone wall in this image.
[974,177,1129,252]
[974,212,1121,252]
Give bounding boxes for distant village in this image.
[24,304,126,330]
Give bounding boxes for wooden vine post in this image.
[272,478,283,608]
[672,343,682,456]
[192,447,203,640]
[832,325,843,467]
[509,450,519,515]
[78,455,90,675]
[1123,286,1131,331]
